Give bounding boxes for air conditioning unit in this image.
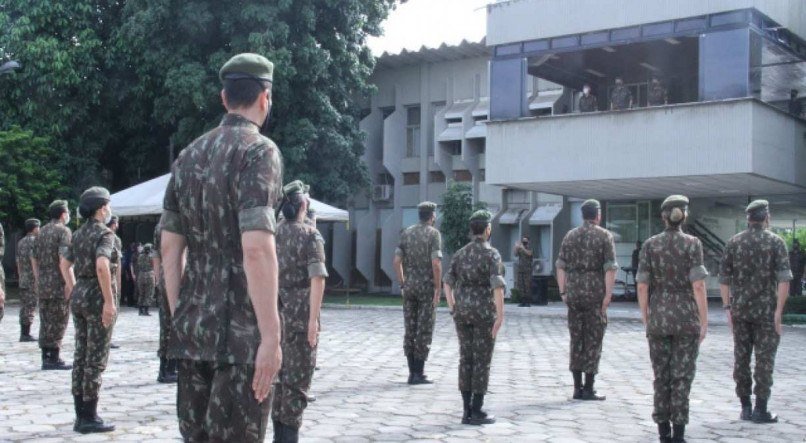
[533,258,552,277]
[372,184,393,201]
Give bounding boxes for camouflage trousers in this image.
[137,272,155,307]
[19,287,38,327]
[733,320,780,399]
[177,360,270,443]
[567,306,607,374]
[403,289,436,361]
[71,304,114,401]
[272,331,317,429]
[157,285,172,358]
[516,272,532,302]
[648,334,700,425]
[39,297,70,349]
[455,320,496,394]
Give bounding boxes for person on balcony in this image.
[610,77,633,110]
[578,84,598,112]
[648,77,669,106]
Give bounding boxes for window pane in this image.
[607,204,637,243]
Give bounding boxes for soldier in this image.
[720,200,791,424]
[648,76,669,106]
[64,187,117,434]
[637,195,709,443]
[393,201,443,384]
[610,76,633,110]
[556,199,618,401]
[160,53,283,442]
[0,222,5,323]
[33,200,76,370]
[788,240,802,297]
[136,243,155,316]
[17,218,41,342]
[578,83,598,112]
[271,180,328,442]
[106,216,122,349]
[444,210,505,425]
[152,223,178,383]
[514,235,533,307]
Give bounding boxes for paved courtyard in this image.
[0,302,805,442]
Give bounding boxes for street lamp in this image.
[0,60,20,75]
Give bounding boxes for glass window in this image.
[406,106,421,158]
[453,170,472,182]
[430,171,446,183]
[607,204,638,243]
[403,172,419,185]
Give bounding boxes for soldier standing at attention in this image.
[135,243,155,316]
[610,76,633,110]
[33,200,76,370]
[160,53,283,442]
[637,195,709,443]
[0,222,5,323]
[648,76,669,106]
[556,199,617,401]
[393,201,443,384]
[152,223,177,383]
[443,210,505,426]
[719,200,791,424]
[65,187,117,434]
[578,83,598,113]
[271,180,328,442]
[106,216,122,349]
[514,235,533,307]
[788,240,802,297]
[17,218,41,342]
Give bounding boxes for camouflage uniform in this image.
[610,85,633,110]
[556,221,618,375]
[0,223,4,322]
[648,84,669,106]
[514,245,532,303]
[34,220,73,350]
[788,246,802,297]
[66,219,116,401]
[152,224,171,359]
[110,235,122,306]
[579,94,598,112]
[395,222,442,362]
[637,226,708,425]
[135,252,155,307]
[17,233,39,328]
[162,110,283,442]
[444,237,506,394]
[720,225,791,400]
[272,219,328,430]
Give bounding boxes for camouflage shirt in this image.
[579,94,598,112]
[65,219,115,311]
[395,222,442,294]
[515,246,532,274]
[719,225,792,323]
[648,85,668,106]
[637,227,709,336]
[151,224,163,286]
[136,252,153,274]
[111,235,122,274]
[610,85,633,110]
[161,113,284,364]
[33,221,72,299]
[556,221,618,309]
[0,223,5,286]
[444,237,506,325]
[16,234,37,289]
[276,220,328,333]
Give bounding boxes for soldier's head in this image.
[614,76,624,86]
[25,218,41,235]
[661,195,689,228]
[651,76,660,86]
[745,199,769,226]
[143,243,154,253]
[635,240,642,249]
[281,180,310,222]
[219,53,274,134]
[418,201,437,225]
[469,210,493,240]
[78,187,112,224]
[107,215,119,232]
[521,235,529,246]
[48,200,70,224]
[582,83,591,95]
[581,199,601,224]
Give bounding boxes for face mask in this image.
[64,213,71,225]
[583,88,590,95]
[138,246,144,253]
[104,207,113,225]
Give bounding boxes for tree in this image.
[440,181,487,254]
[0,127,66,229]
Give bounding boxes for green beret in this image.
[661,194,689,211]
[746,199,769,214]
[283,180,307,196]
[581,199,600,210]
[470,209,493,223]
[80,186,111,206]
[49,199,69,213]
[25,218,41,231]
[219,53,274,83]
[303,184,311,194]
[417,201,437,212]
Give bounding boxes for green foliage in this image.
[440,181,487,254]
[784,295,806,315]
[782,314,806,325]
[0,127,65,229]
[775,227,806,250]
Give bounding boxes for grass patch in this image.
[783,314,806,325]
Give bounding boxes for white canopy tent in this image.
[110,173,349,222]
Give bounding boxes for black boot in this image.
[42,347,72,370]
[460,391,473,424]
[157,357,166,382]
[740,395,752,421]
[406,355,415,384]
[272,420,283,443]
[20,324,36,342]
[138,306,145,316]
[751,397,778,424]
[466,393,495,425]
[165,359,178,382]
[581,373,605,401]
[144,306,151,316]
[282,424,299,443]
[671,423,685,443]
[77,398,115,434]
[410,359,433,385]
[657,422,672,443]
[572,371,583,399]
[73,395,85,432]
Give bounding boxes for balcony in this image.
[485,98,806,199]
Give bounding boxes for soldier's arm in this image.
[775,239,793,334]
[60,242,75,300]
[555,238,568,300]
[393,245,405,288]
[602,234,618,311]
[307,231,328,345]
[490,251,507,337]
[431,231,443,303]
[690,240,709,342]
[718,241,734,309]
[636,242,651,324]
[443,257,457,309]
[95,231,117,325]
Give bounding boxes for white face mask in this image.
[138,246,144,253]
[104,207,113,225]
[583,88,590,95]
[64,213,71,225]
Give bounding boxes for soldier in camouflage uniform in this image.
[161,53,283,442]
[136,243,155,316]
[393,201,443,384]
[719,200,791,424]
[578,83,598,113]
[637,195,709,443]
[152,223,178,383]
[514,235,533,307]
[0,222,5,323]
[65,187,117,434]
[444,210,506,426]
[17,218,41,342]
[610,76,633,110]
[271,180,328,442]
[33,200,76,370]
[106,216,122,349]
[788,240,802,296]
[648,76,669,107]
[556,199,618,401]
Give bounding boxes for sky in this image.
[367,0,490,56]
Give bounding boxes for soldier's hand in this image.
[307,321,318,347]
[64,283,73,300]
[726,310,733,332]
[253,340,281,403]
[102,301,116,328]
[432,288,441,308]
[699,323,707,344]
[774,312,783,336]
[492,319,503,338]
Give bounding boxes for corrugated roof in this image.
[375,38,490,70]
